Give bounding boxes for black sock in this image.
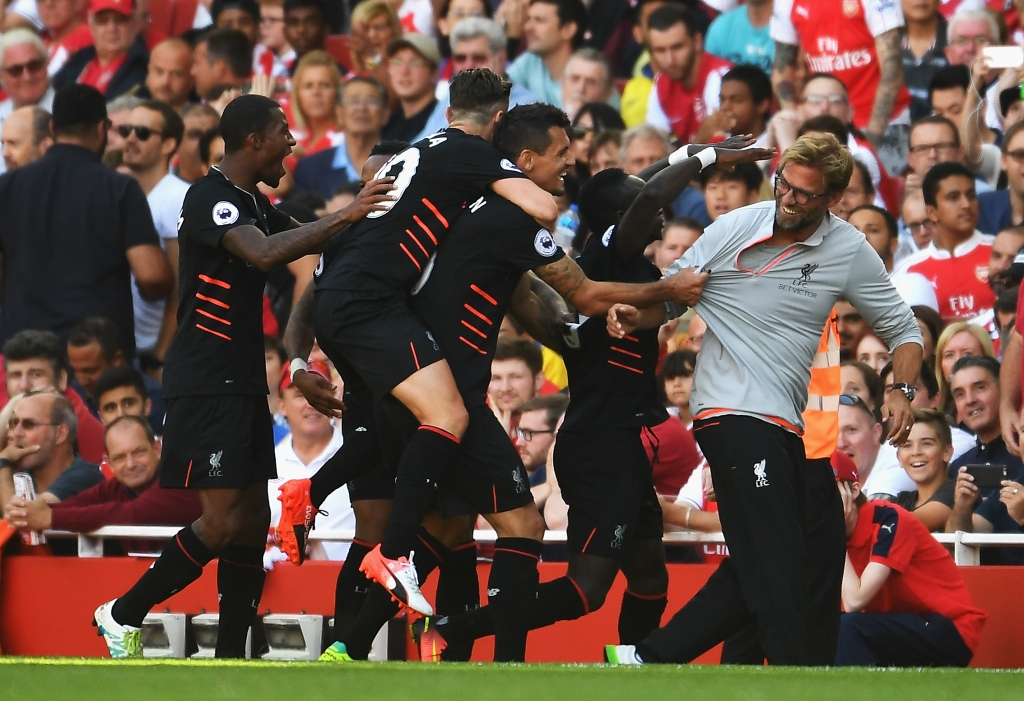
[618,590,668,645]
[489,537,543,662]
[529,576,589,629]
[111,525,215,627]
[215,545,266,658]
[413,527,447,574]
[332,539,373,641]
[309,425,380,508]
[437,542,479,661]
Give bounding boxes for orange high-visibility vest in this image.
[802,310,841,460]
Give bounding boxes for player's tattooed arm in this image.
[509,274,568,354]
[283,282,317,363]
[220,178,395,270]
[534,257,685,317]
[771,41,800,111]
[866,29,903,145]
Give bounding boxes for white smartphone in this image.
[982,45,1024,69]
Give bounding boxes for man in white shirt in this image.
[120,99,189,373]
[0,29,55,174]
[269,361,354,561]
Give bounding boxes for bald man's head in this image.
[146,38,195,110]
[2,105,51,170]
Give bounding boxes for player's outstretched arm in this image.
[534,257,707,317]
[509,274,568,354]
[606,303,667,339]
[634,134,758,182]
[491,178,559,231]
[221,178,395,271]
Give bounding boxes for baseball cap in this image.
[279,360,331,393]
[386,33,441,69]
[831,450,859,484]
[90,0,135,16]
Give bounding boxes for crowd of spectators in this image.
[0,0,1020,663]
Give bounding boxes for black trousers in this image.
[835,612,973,667]
[638,416,846,666]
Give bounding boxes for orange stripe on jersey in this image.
[460,319,487,339]
[183,461,194,489]
[471,284,498,305]
[410,342,421,370]
[608,359,643,374]
[196,308,231,326]
[422,198,449,228]
[611,346,642,359]
[413,215,437,245]
[464,304,492,325]
[581,528,596,553]
[459,336,487,354]
[492,485,498,513]
[406,229,429,257]
[623,335,639,343]
[196,292,229,309]
[199,274,230,289]
[400,243,422,270]
[196,323,231,341]
[693,408,805,436]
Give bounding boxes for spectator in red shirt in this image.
[5,415,201,539]
[52,0,149,101]
[834,456,986,667]
[644,4,731,143]
[40,0,95,77]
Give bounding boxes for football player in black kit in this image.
[92,95,396,659]
[411,133,773,660]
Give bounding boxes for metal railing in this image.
[38,527,1024,566]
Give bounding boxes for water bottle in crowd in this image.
[553,204,579,252]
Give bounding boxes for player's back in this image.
[316,128,525,295]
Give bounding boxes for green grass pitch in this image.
[1,659,1021,701]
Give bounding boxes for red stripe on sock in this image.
[494,547,540,561]
[176,534,203,568]
[220,557,263,570]
[624,589,668,601]
[416,533,443,562]
[452,541,477,551]
[351,538,376,548]
[419,424,461,444]
[566,576,590,615]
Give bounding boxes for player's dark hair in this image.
[951,354,1001,384]
[449,68,512,125]
[849,204,897,241]
[198,126,222,164]
[52,84,106,138]
[797,114,849,143]
[199,28,253,79]
[517,393,569,429]
[220,94,282,153]
[212,0,260,22]
[68,317,122,362]
[370,139,411,157]
[660,349,696,381]
[94,366,149,406]
[106,414,156,446]
[529,0,588,48]
[699,160,763,191]
[494,337,543,376]
[3,330,69,378]
[927,64,970,106]
[138,99,185,152]
[722,63,773,106]
[911,114,961,149]
[493,103,571,160]
[647,3,700,37]
[577,167,642,237]
[921,161,975,207]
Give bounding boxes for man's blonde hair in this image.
[777,132,854,196]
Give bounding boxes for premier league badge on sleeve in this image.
[534,229,558,256]
[212,201,240,226]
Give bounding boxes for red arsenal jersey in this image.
[848,501,987,653]
[648,53,732,142]
[893,232,996,324]
[771,0,911,131]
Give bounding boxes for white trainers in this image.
[359,545,434,616]
[93,600,142,659]
[604,644,643,665]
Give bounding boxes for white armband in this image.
[695,147,717,170]
[289,358,308,379]
[667,145,691,165]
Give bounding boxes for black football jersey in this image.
[162,168,293,398]
[411,194,564,405]
[316,128,527,295]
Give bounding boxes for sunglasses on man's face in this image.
[2,58,45,78]
[117,124,164,141]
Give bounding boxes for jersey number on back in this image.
[367,147,421,219]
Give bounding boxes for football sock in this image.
[529,576,589,629]
[215,545,266,658]
[618,589,668,645]
[437,541,479,661]
[111,525,215,627]
[489,537,543,662]
[332,539,373,641]
[309,427,380,508]
[380,426,460,559]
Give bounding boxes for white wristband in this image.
[696,147,717,170]
[289,358,307,379]
[667,144,691,165]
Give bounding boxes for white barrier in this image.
[40,526,1024,566]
